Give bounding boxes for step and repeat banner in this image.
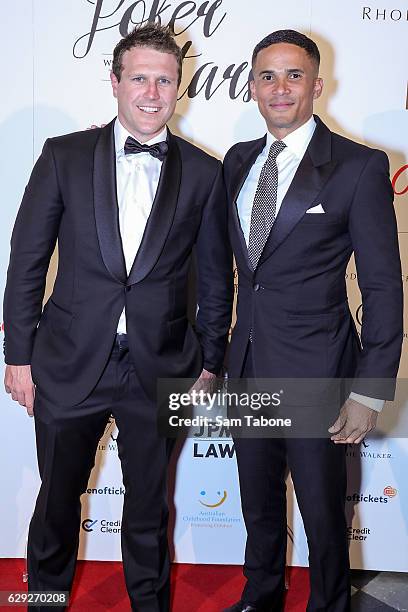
[1,0,407,571]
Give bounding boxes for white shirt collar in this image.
[114,117,168,157]
[265,116,316,160]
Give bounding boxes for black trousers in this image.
[27,339,173,612]
[234,346,350,612]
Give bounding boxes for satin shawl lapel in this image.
[229,136,266,273]
[127,131,181,285]
[93,119,127,284]
[259,117,337,266]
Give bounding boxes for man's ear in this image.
[110,71,119,98]
[313,77,323,100]
[250,79,258,102]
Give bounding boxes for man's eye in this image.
[132,76,144,82]
[289,73,302,79]
[159,78,171,84]
[262,75,273,81]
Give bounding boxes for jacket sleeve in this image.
[3,139,63,364]
[194,160,233,374]
[349,149,403,400]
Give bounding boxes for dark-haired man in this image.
[4,23,232,611]
[223,30,402,611]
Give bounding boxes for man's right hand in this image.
[4,365,35,417]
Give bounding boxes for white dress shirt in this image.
[236,116,383,412]
[115,118,167,334]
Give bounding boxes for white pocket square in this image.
[306,203,325,214]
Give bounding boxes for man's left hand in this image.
[328,398,378,444]
[189,368,217,397]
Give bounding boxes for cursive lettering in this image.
[179,60,251,101]
[73,0,249,102]
[73,0,226,57]
[392,164,408,196]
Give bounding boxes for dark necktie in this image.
[124,136,168,161]
[248,140,286,269]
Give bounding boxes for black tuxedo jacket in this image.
[4,119,233,405]
[224,116,403,400]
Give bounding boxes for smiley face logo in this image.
[199,489,227,507]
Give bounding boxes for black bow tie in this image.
[124,136,168,161]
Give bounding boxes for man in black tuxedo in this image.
[223,30,402,612]
[3,24,232,611]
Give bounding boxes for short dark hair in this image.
[252,29,320,71]
[112,23,183,85]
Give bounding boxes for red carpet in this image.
[0,559,309,610]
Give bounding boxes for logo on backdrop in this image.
[346,440,393,460]
[347,526,372,542]
[193,422,235,459]
[362,6,408,21]
[85,486,125,496]
[356,304,363,327]
[392,164,408,196]
[346,487,397,504]
[73,0,252,102]
[180,488,241,529]
[82,518,98,532]
[97,416,118,452]
[199,489,227,507]
[81,518,122,534]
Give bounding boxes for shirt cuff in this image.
[349,392,385,413]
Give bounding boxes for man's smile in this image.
[137,105,161,113]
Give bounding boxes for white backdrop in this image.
[1,0,407,571]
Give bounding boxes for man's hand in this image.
[4,365,35,417]
[87,124,106,130]
[189,368,217,397]
[328,398,378,444]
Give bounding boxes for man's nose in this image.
[273,78,290,95]
[145,80,160,99]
